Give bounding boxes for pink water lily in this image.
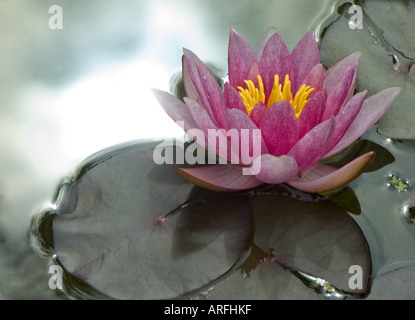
[153,28,401,193]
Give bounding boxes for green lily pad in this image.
[366,266,415,300]
[250,184,371,295]
[50,140,253,300]
[203,246,324,300]
[321,139,395,173]
[321,186,362,215]
[318,0,415,140]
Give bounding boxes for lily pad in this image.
[249,184,371,295]
[321,139,395,173]
[366,266,415,300]
[321,186,362,215]
[51,140,253,300]
[319,0,415,139]
[205,260,324,300]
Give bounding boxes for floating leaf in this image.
[388,174,410,192]
[250,184,371,295]
[204,249,324,300]
[366,266,415,300]
[321,139,395,173]
[319,0,415,139]
[52,140,253,300]
[320,186,361,215]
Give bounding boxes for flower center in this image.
[237,74,314,118]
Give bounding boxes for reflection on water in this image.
[1,0,415,299]
[294,271,349,300]
[55,60,184,160]
[402,195,415,229]
[347,127,415,277]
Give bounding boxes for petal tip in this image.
[288,151,375,193]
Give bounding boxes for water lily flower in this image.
[153,28,401,193]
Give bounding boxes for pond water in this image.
[1,0,414,299]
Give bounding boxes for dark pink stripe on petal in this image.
[258,32,293,98]
[291,31,320,93]
[288,117,336,172]
[228,44,250,88]
[185,97,217,132]
[287,152,375,193]
[194,58,228,129]
[255,154,298,184]
[226,108,269,157]
[184,97,217,156]
[323,52,361,95]
[259,101,299,157]
[224,82,246,112]
[183,49,228,129]
[182,55,200,103]
[246,61,261,84]
[228,28,256,77]
[229,27,256,70]
[302,63,324,97]
[183,49,217,125]
[152,89,198,132]
[250,102,268,128]
[256,28,278,60]
[326,90,367,153]
[298,91,326,139]
[324,87,401,158]
[322,64,357,121]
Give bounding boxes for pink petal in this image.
[323,52,361,95]
[302,63,324,97]
[254,154,298,184]
[151,89,198,132]
[256,28,278,60]
[291,31,320,93]
[246,61,261,83]
[228,44,250,88]
[250,102,268,128]
[287,152,376,193]
[325,87,401,158]
[298,91,326,139]
[258,32,293,98]
[326,90,367,152]
[224,82,246,112]
[260,101,299,157]
[185,97,217,132]
[184,98,239,163]
[228,27,256,87]
[226,108,269,159]
[185,98,229,160]
[182,55,200,104]
[288,117,336,172]
[229,27,256,68]
[322,64,357,121]
[183,49,228,129]
[174,165,263,191]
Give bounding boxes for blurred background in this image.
[0,0,332,299]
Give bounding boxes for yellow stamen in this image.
[238,74,314,119]
[237,75,266,116]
